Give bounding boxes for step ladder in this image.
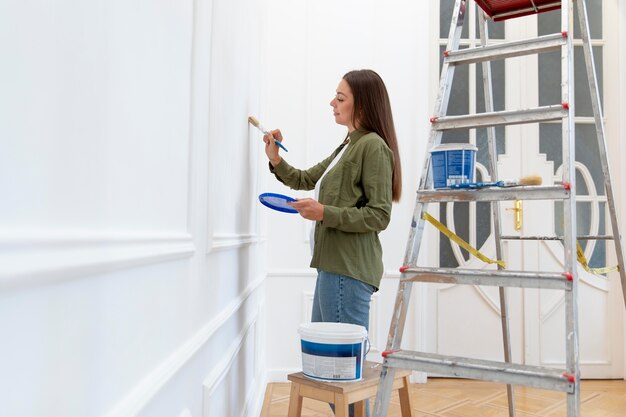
[373,1,626,417]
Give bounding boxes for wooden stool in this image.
[286,361,413,417]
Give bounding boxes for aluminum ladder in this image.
[373,1,626,417]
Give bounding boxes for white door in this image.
[425,0,624,378]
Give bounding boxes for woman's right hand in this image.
[263,129,284,167]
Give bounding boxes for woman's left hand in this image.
[289,198,324,221]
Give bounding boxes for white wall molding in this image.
[241,371,268,417]
[202,306,260,417]
[248,297,268,417]
[302,291,314,324]
[103,275,265,417]
[267,269,401,280]
[202,309,258,397]
[208,233,263,253]
[367,293,381,356]
[0,232,195,289]
[266,368,301,383]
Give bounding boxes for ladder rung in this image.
[431,105,567,130]
[400,267,572,290]
[416,185,570,203]
[445,33,566,65]
[383,350,576,393]
[501,235,615,241]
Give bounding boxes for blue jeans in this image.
[311,270,375,417]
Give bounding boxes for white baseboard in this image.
[265,368,300,383]
[242,370,268,417]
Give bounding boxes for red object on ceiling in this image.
[474,0,562,21]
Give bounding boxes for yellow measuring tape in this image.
[422,212,506,268]
[576,241,620,275]
[423,212,619,275]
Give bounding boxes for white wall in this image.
[262,0,434,380]
[0,0,268,416]
[1,3,624,416]
[262,0,626,382]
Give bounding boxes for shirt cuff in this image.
[322,205,339,228]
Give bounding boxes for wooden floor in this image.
[261,378,626,417]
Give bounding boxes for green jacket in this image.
[270,130,394,289]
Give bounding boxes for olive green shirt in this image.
[270,130,393,289]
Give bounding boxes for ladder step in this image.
[501,235,615,241]
[400,267,573,290]
[445,33,566,65]
[416,185,570,203]
[382,350,576,393]
[475,0,562,22]
[431,105,568,130]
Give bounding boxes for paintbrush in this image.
[248,116,288,152]
[449,175,543,189]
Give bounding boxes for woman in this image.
[264,70,401,416]
[264,69,401,333]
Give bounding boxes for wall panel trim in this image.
[103,275,265,417]
[266,270,401,279]
[208,233,263,253]
[202,306,261,417]
[0,233,195,289]
[202,308,258,396]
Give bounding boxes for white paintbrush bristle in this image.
[248,115,268,134]
[517,175,542,186]
[248,116,260,128]
[499,175,543,187]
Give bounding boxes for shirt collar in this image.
[347,129,368,143]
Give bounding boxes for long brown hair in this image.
[343,69,402,201]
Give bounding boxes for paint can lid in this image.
[298,322,367,340]
[430,143,478,152]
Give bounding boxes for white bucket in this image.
[430,143,477,188]
[298,322,368,382]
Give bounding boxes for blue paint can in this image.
[430,143,477,188]
[298,322,368,382]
